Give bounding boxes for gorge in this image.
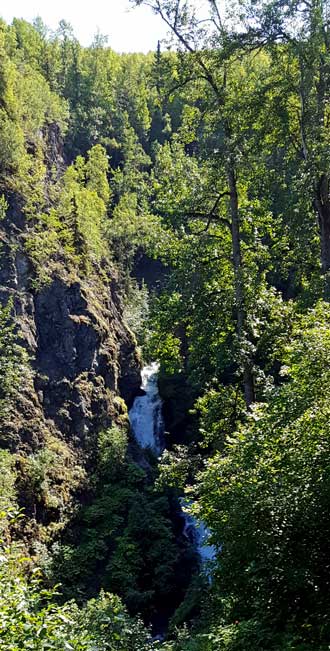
[129,363,216,572]
[1,6,330,649]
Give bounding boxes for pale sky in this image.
[0,0,169,53]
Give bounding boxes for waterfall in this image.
[129,362,165,456]
[129,363,216,568]
[180,499,216,569]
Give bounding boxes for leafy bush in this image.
[0,525,154,650]
[195,302,330,648]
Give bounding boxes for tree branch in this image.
[208,0,225,37]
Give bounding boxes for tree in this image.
[0,301,29,416]
[131,0,273,405]
[195,301,330,649]
[227,0,330,289]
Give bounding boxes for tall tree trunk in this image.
[227,164,255,407]
[315,175,330,275]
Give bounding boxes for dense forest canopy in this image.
[0,1,330,648]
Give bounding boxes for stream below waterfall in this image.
[129,363,216,570]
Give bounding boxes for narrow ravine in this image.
[129,363,216,569]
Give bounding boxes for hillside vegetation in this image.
[1,2,330,648]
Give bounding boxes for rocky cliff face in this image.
[0,231,141,443]
[0,207,141,541]
[33,276,141,443]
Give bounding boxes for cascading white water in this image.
[129,362,165,456]
[129,363,216,568]
[180,499,216,568]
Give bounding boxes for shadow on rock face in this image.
[35,279,99,381]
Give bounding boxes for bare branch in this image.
[166,74,198,95]
[149,0,223,100]
[174,0,181,29]
[208,0,225,36]
[187,191,232,235]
